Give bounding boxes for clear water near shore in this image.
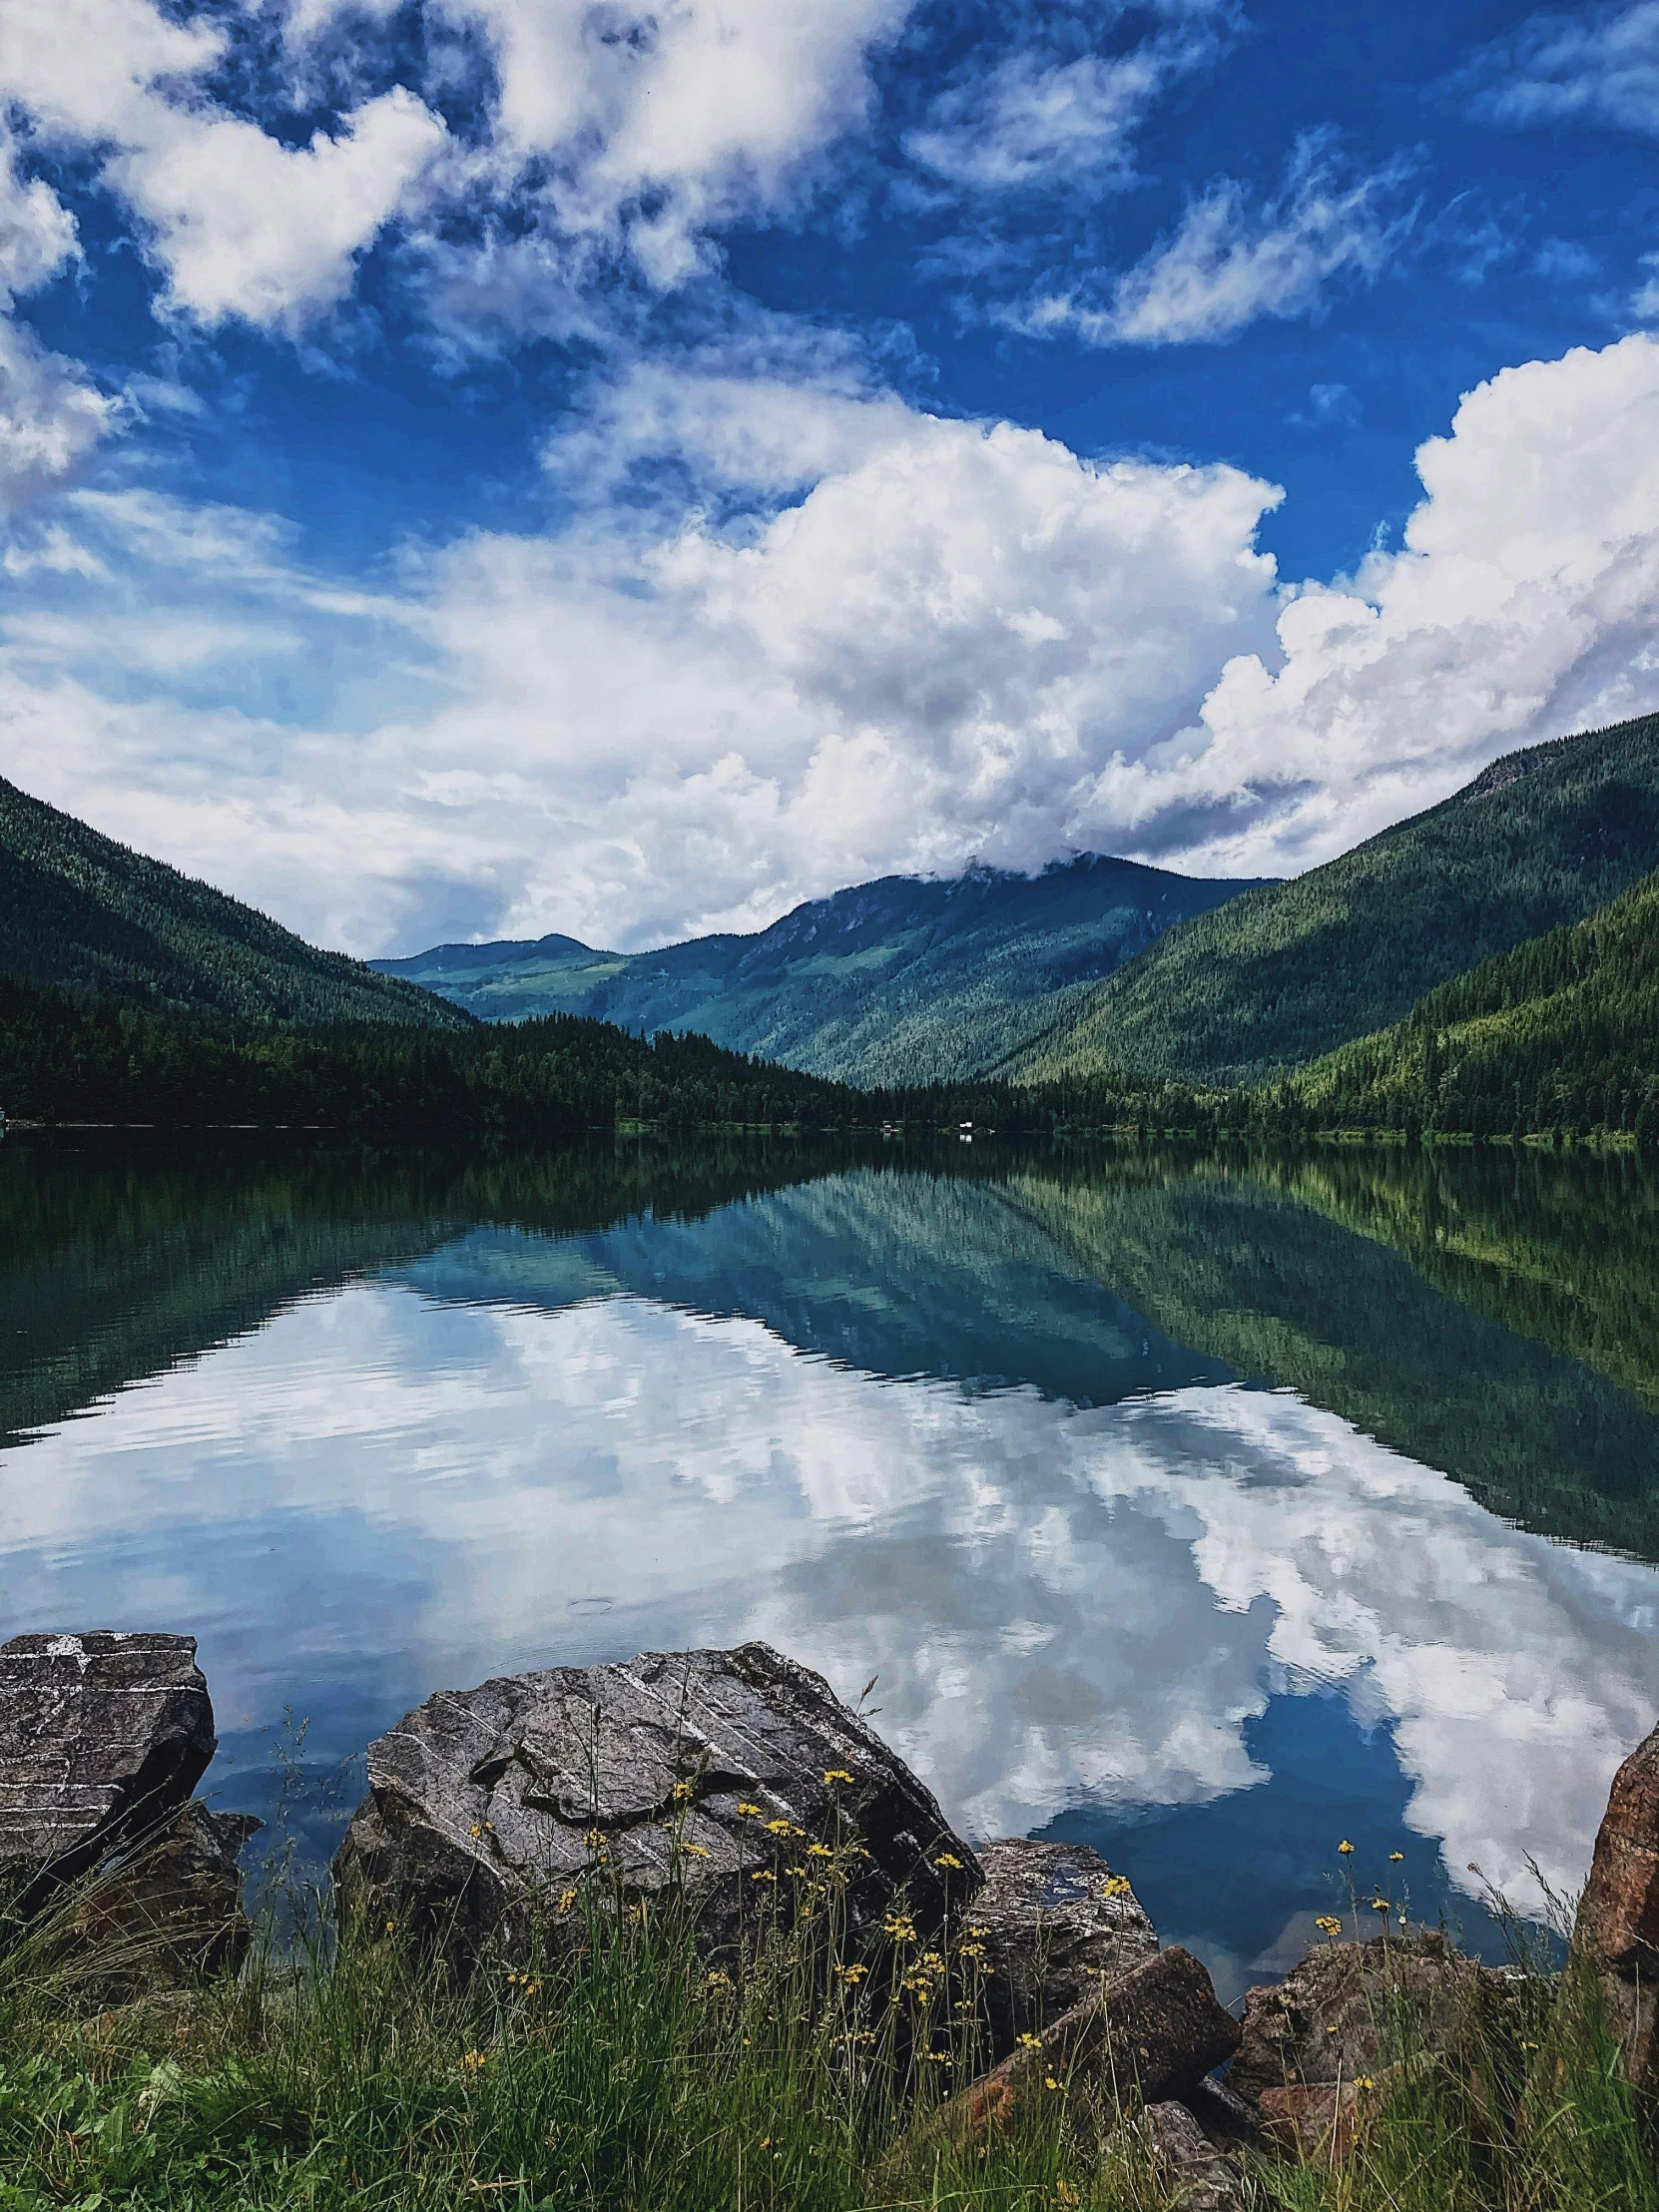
[3,1135,1657,2004]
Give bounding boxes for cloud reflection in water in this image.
[2,1276,1656,1927]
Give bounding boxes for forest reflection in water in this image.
[1,1133,1656,2000]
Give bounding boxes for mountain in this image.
[1290,864,1659,1139]
[1007,710,1659,1088]
[0,775,469,1029]
[372,854,1272,1084]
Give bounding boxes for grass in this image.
[0,1845,1654,2212]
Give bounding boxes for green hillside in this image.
[1290,864,1659,1139]
[372,854,1269,1084]
[1007,711,1659,1087]
[0,776,469,1029]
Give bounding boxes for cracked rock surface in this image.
[0,1632,217,1901]
[971,1838,1159,2060]
[333,1641,980,1971]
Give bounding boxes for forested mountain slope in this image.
[1007,712,1659,1087]
[0,776,469,1028]
[1290,865,1659,1139]
[373,853,1269,1084]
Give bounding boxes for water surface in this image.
[3,1137,1657,2001]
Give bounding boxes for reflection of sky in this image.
[3,1270,1657,1992]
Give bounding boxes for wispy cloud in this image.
[904,7,1234,194]
[1460,0,1659,137]
[1015,131,1418,346]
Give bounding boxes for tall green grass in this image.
[0,1852,1654,2212]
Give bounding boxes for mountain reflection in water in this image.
[2,1136,1656,2000]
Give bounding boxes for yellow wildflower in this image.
[462,2050,487,2073]
[883,1914,917,1941]
[1101,1875,1133,1899]
[1017,2032,1044,2050]
[824,1769,854,1785]
[1355,2076,1377,2092]
[1389,1851,1404,1863]
[1371,1898,1389,1913]
[1045,2074,1061,2091]
[738,1801,763,1817]
[752,1869,777,1884]
[680,1842,711,1859]
[1338,1840,1355,1856]
[557,1888,578,1913]
[671,1780,694,1803]
[934,1853,964,1870]
[834,1962,867,1983]
[807,1842,833,1859]
[1315,1917,1344,1936]
[584,1828,605,1850]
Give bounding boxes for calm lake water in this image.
[4,1135,1658,2002]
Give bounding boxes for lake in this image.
[3,1134,1658,2004]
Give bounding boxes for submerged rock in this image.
[1576,1719,1659,2084]
[970,1838,1159,2060]
[924,1946,1242,2149]
[0,1632,217,1904]
[333,1641,979,1972]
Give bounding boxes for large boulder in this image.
[0,1632,217,1906]
[333,1642,980,1972]
[1575,1719,1659,2082]
[970,1839,1159,2059]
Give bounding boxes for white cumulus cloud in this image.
[1171,330,1659,871]
[1,0,443,333]
[0,323,117,519]
[6,335,1659,956]
[109,91,448,332]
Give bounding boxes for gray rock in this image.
[923,1946,1243,2150]
[0,1633,216,1905]
[1181,2073,1261,2149]
[970,1838,1159,2059]
[69,1802,261,1991]
[1141,2101,1247,2211]
[333,1641,980,1972]
[1230,1932,1509,2110]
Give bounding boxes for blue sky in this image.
[3,0,1659,954]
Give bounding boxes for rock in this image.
[1230,1934,1504,2121]
[925,1946,1242,2150]
[1140,2100,1246,2210]
[69,1802,261,1991]
[1181,2073,1261,2150]
[1575,1719,1659,2083]
[970,1839,1159,2060]
[1255,2079,1360,2164]
[0,1633,217,1907]
[333,1642,979,1973]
